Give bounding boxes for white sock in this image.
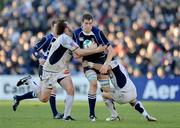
[28,79,41,97]
[63,95,74,118]
[104,99,118,117]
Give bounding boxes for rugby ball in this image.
[83,40,92,48]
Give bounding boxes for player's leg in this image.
[130,99,157,121]
[38,85,52,102]
[58,76,75,121]
[49,88,63,119]
[98,74,110,92]
[102,90,120,121]
[98,75,119,121]
[85,69,98,121]
[38,65,62,119]
[125,78,157,121]
[37,70,56,102]
[49,87,63,119]
[13,79,51,110]
[13,75,40,111]
[13,91,37,111]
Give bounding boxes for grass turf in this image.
[0,100,179,128]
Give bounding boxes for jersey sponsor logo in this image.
[143,80,179,100]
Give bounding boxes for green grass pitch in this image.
[0,100,179,128]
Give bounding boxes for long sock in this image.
[63,95,74,118]
[104,99,118,117]
[88,94,96,116]
[28,79,41,96]
[16,91,37,101]
[134,101,149,118]
[49,94,58,117]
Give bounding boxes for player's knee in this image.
[129,99,137,106]
[101,92,109,100]
[101,86,110,92]
[66,87,74,95]
[99,79,110,90]
[51,87,57,94]
[90,80,97,87]
[101,93,106,99]
[39,97,49,103]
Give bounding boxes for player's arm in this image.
[83,61,112,71]
[100,44,115,70]
[105,45,115,64]
[98,31,115,74]
[74,44,107,57]
[32,37,48,65]
[73,53,83,63]
[63,35,107,57]
[32,34,55,58]
[32,37,46,58]
[72,31,102,56]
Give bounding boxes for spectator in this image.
[0,0,179,78]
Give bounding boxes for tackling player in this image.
[17,18,107,121]
[84,59,157,122]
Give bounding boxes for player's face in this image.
[51,23,57,35]
[82,19,93,33]
[65,22,73,36]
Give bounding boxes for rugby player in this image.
[73,12,114,121]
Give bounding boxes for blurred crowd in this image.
[0,0,179,78]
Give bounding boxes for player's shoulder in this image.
[61,33,70,38]
[73,27,83,35]
[34,33,53,46]
[44,33,54,38]
[92,26,100,32]
[42,33,55,44]
[91,26,101,36]
[57,33,71,41]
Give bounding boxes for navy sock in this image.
[88,94,96,116]
[135,102,144,113]
[49,94,58,117]
[16,91,36,101]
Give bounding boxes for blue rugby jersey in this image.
[33,33,56,60]
[73,26,110,64]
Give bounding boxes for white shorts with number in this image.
[41,69,70,89]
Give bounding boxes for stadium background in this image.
[0,0,179,101]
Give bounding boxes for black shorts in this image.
[83,66,108,75]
